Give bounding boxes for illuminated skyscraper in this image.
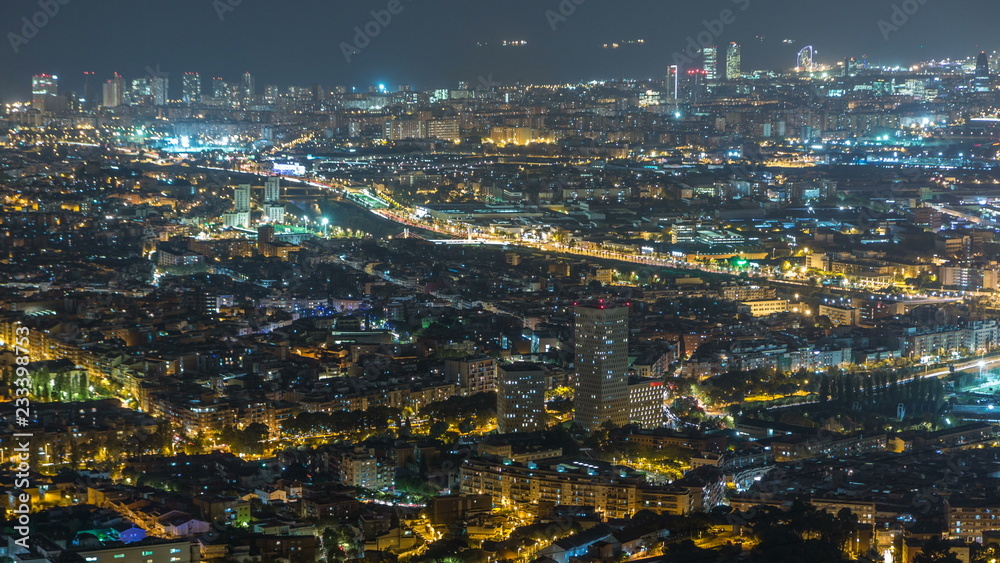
[150,75,169,106]
[32,74,58,112]
[130,78,151,104]
[975,51,990,92]
[574,303,629,433]
[102,73,124,108]
[702,46,718,81]
[182,72,201,103]
[264,84,280,104]
[666,65,680,101]
[211,77,227,99]
[976,51,990,79]
[726,43,742,80]
[497,363,546,434]
[242,72,255,101]
[843,57,856,78]
[687,69,707,104]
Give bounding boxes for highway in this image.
[762,352,1000,411]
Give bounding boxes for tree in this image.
[428,420,450,439]
[242,423,270,455]
[914,538,963,563]
[220,423,270,456]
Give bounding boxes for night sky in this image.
[1,0,997,102]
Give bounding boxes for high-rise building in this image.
[666,65,680,101]
[257,225,275,244]
[150,75,169,106]
[242,72,255,101]
[264,204,285,224]
[211,77,227,99]
[264,84,280,104]
[264,177,281,204]
[628,376,665,429]
[102,73,124,108]
[129,78,151,105]
[574,303,629,433]
[702,46,718,81]
[233,184,251,213]
[445,356,497,395]
[222,212,250,229]
[686,69,707,104]
[977,51,990,79]
[31,74,58,112]
[82,71,96,110]
[497,363,546,434]
[311,84,327,102]
[427,119,461,143]
[726,43,741,80]
[974,51,991,92]
[182,72,201,103]
[843,57,856,78]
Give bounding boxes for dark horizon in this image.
[2,0,999,101]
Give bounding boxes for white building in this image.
[233,184,251,213]
[738,300,789,317]
[264,204,285,224]
[628,376,665,429]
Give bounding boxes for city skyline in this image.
[8,2,1000,562]
[4,0,1000,101]
[13,41,1000,108]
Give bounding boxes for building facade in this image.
[574,304,629,432]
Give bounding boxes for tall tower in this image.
[102,73,124,108]
[574,303,629,433]
[976,51,990,79]
[497,363,546,434]
[264,177,281,204]
[82,71,96,110]
[32,74,58,112]
[182,72,201,103]
[974,51,990,92]
[263,177,284,224]
[233,184,251,213]
[726,43,742,80]
[150,74,169,106]
[242,72,255,101]
[666,65,680,102]
[702,46,718,81]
